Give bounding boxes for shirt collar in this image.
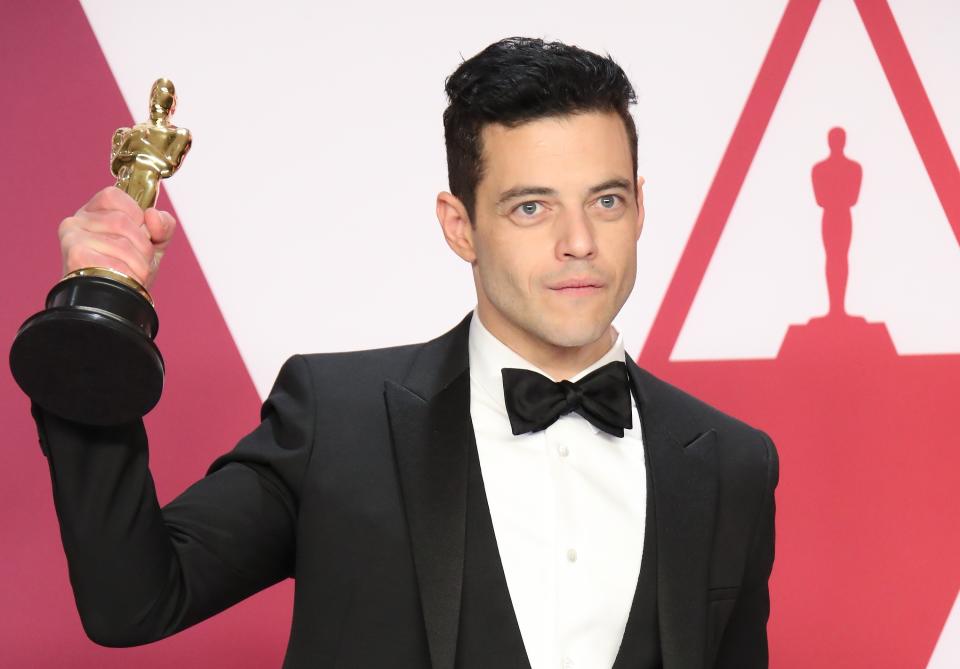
[467,308,629,420]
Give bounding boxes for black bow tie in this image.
[501,360,633,437]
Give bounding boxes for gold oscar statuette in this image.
[10,79,192,426]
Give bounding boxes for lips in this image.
[549,277,605,290]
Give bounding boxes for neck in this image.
[475,303,616,381]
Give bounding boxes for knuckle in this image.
[90,187,117,211]
[58,216,78,240]
[93,187,140,219]
[59,229,80,252]
[101,186,124,207]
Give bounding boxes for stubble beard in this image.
[485,279,615,351]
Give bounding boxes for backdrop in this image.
[1,0,957,666]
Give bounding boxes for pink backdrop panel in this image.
[0,2,292,666]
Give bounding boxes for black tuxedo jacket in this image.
[34,311,778,668]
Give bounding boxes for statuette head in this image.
[149,78,177,123]
[828,126,846,152]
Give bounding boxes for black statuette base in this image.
[9,275,164,426]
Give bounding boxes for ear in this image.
[634,175,646,241]
[436,191,477,263]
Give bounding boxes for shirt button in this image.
[566,548,578,563]
[557,444,569,457]
[562,657,574,669]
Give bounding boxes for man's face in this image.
[468,110,644,351]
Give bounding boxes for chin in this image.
[539,317,609,348]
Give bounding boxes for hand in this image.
[59,186,177,290]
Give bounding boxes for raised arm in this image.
[36,186,316,646]
[33,353,316,646]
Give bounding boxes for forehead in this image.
[478,111,634,192]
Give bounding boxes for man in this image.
[35,37,778,668]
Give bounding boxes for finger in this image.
[80,236,153,286]
[63,244,149,287]
[74,210,154,259]
[81,186,144,225]
[144,208,177,248]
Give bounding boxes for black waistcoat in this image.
[455,427,662,669]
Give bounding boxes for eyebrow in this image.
[496,186,557,207]
[496,178,633,207]
[587,178,633,195]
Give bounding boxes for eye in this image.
[515,201,543,217]
[597,194,621,209]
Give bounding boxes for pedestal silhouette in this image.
[779,127,896,359]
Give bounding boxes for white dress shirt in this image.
[468,311,648,669]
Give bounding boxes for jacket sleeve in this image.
[32,354,316,647]
[713,431,779,668]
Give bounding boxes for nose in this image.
[556,209,598,260]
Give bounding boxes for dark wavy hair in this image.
[443,37,638,223]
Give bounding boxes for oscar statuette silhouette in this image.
[778,127,896,358]
[9,78,191,426]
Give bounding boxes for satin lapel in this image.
[384,313,473,669]
[626,357,719,669]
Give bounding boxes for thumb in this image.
[143,208,177,249]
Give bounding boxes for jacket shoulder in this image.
[294,340,424,395]
[633,366,763,433]
[288,313,473,403]
[632,364,777,477]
